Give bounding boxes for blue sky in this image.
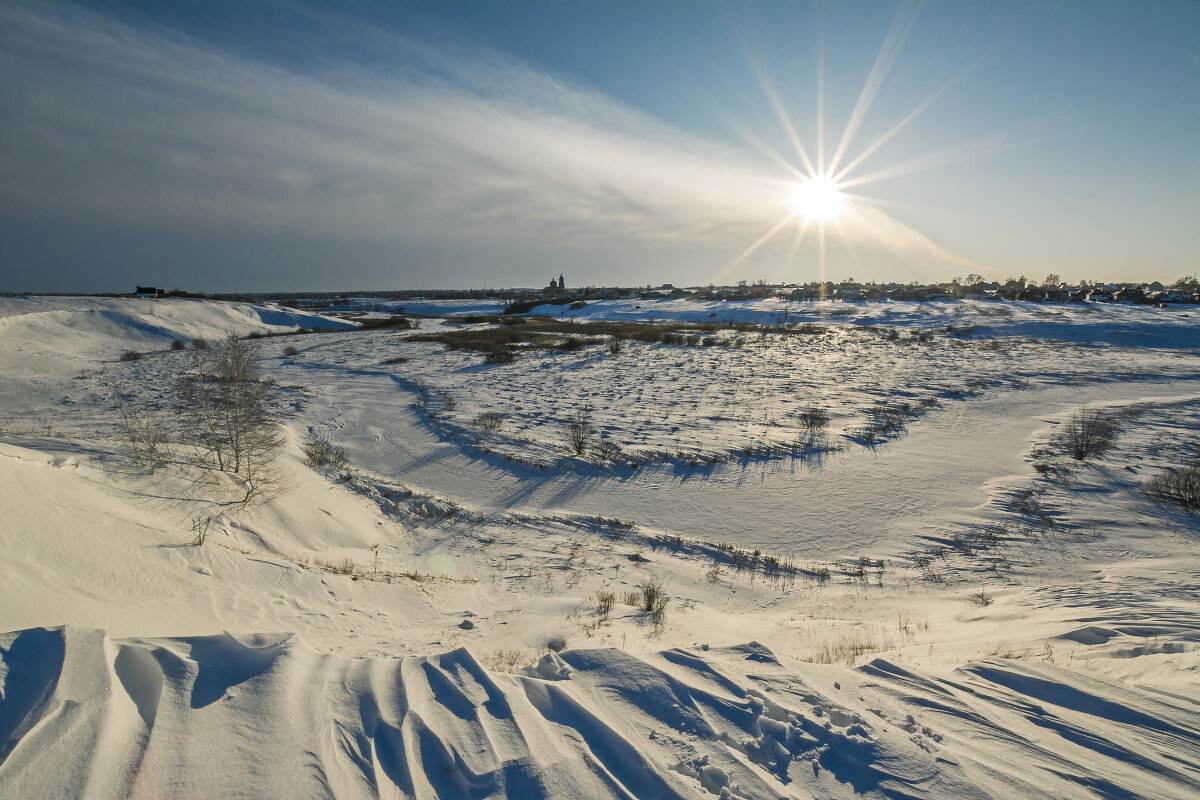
[1,0,1196,292]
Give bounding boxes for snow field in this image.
[1,296,1198,798]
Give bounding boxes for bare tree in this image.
[176,333,283,503]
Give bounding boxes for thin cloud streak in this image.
[0,3,780,249]
[0,2,1004,287]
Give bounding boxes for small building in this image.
[545,274,566,295]
[133,286,163,298]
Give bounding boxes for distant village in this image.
[357,274,1199,308]
[120,273,1200,308]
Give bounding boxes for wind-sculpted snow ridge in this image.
[0,296,354,367]
[3,628,1197,799]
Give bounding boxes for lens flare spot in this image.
[426,550,457,578]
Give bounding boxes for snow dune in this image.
[3,627,1197,799]
[0,295,354,370]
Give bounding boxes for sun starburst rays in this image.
[724,1,997,280]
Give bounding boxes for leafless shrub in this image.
[867,402,910,434]
[282,345,300,356]
[1146,465,1200,510]
[1054,408,1119,460]
[171,339,187,351]
[113,393,172,468]
[317,557,356,575]
[796,405,830,431]
[475,411,504,432]
[120,350,142,361]
[805,633,890,664]
[303,436,348,469]
[849,425,878,446]
[190,513,214,546]
[481,648,539,673]
[607,338,624,355]
[595,591,616,620]
[558,337,585,351]
[637,576,669,625]
[483,351,515,364]
[967,590,994,607]
[593,439,622,460]
[191,338,209,350]
[560,409,594,455]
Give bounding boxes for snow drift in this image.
[3,628,1197,799]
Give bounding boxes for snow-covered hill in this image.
[1,296,1197,798]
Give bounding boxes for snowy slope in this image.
[1,296,1198,798]
[0,296,353,364]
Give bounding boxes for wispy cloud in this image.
[0,1,1005,287]
[0,2,782,250]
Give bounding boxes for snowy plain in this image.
[0,295,1197,799]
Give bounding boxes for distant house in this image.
[133,286,163,298]
[1112,287,1145,304]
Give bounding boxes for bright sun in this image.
[788,175,846,222]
